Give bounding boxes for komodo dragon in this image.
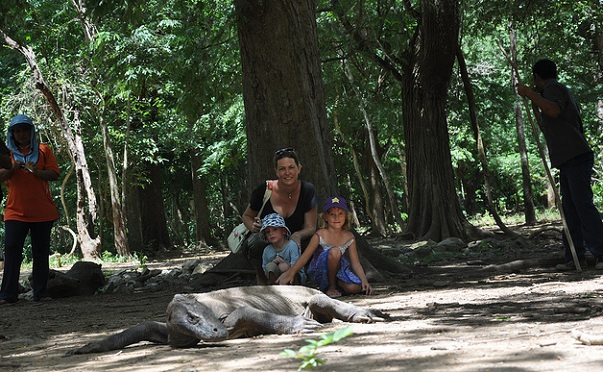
[68,285,387,354]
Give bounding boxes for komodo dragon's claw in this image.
[294,317,324,333]
[350,308,389,323]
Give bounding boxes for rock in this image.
[45,261,105,298]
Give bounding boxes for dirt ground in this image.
[1,225,603,371]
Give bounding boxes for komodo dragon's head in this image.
[166,294,228,347]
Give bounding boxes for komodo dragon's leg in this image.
[223,305,324,339]
[304,293,388,323]
[66,321,170,355]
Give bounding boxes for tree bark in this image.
[366,147,389,236]
[509,28,536,225]
[100,115,129,256]
[235,0,338,198]
[191,148,214,246]
[139,161,171,254]
[401,0,472,241]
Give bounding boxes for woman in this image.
[241,147,318,284]
[0,114,60,304]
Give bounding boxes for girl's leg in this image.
[338,280,362,295]
[326,249,342,295]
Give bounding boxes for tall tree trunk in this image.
[509,28,536,225]
[74,0,130,256]
[395,145,409,213]
[0,30,101,260]
[235,0,337,198]
[125,181,144,252]
[191,148,214,246]
[367,151,388,237]
[100,116,129,256]
[401,0,472,241]
[514,103,537,224]
[139,161,171,254]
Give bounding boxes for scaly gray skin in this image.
[68,285,387,355]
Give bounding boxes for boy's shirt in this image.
[262,240,306,283]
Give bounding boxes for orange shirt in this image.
[4,143,59,222]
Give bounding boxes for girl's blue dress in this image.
[307,235,361,292]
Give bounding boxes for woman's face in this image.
[275,157,301,185]
[12,125,31,147]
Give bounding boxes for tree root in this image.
[480,257,560,273]
[528,226,562,240]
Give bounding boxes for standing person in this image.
[277,196,373,298]
[0,114,60,304]
[260,213,306,284]
[516,59,603,270]
[241,147,318,285]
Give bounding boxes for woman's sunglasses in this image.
[274,147,296,156]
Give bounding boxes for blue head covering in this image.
[260,213,291,242]
[7,114,39,164]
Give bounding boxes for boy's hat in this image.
[322,196,349,213]
[260,213,291,241]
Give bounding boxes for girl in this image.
[277,196,373,298]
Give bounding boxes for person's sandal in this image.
[326,289,342,298]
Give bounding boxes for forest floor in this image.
[1,222,603,371]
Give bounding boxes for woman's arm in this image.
[290,207,317,247]
[242,205,261,232]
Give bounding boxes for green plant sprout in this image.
[135,252,148,270]
[281,326,354,371]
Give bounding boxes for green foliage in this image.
[281,326,354,371]
[134,252,148,270]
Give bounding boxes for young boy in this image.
[260,213,305,284]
